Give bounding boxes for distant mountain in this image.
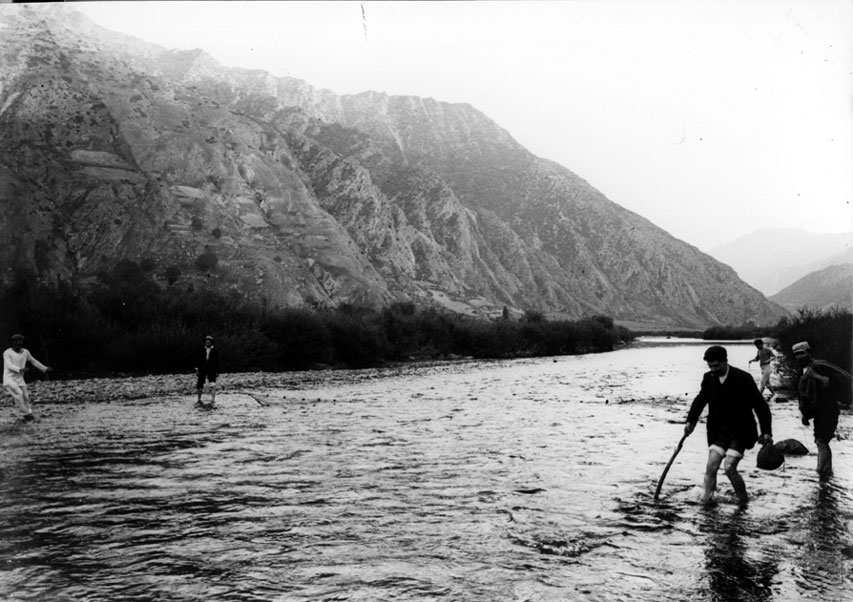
[708,228,853,296]
[0,4,787,329]
[768,264,852,312]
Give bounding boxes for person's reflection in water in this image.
[699,509,778,602]
[793,480,849,596]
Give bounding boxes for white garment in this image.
[717,365,730,385]
[3,348,47,386]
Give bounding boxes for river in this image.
[0,338,850,601]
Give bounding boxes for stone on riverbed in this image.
[774,439,809,456]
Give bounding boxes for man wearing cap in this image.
[195,335,220,405]
[684,345,773,506]
[793,341,852,476]
[3,334,52,420]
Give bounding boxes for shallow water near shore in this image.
[0,338,850,601]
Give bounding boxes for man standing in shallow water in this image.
[195,335,219,406]
[684,345,773,507]
[748,338,777,398]
[793,341,851,477]
[3,334,51,420]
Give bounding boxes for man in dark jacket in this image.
[195,335,220,405]
[793,341,852,477]
[684,345,773,506]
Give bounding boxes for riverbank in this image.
[24,359,484,405]
[23,336,805,406]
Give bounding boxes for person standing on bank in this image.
[3,334,52,420]
[195,335,219,406]
[684,345,773,507]
[793,341,852,477]
[748,338,777,398]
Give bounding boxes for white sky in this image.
[69,0,853,250]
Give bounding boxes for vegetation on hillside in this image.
[0,267,633,377]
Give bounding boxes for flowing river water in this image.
[0,338,850,601]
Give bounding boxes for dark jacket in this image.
[798,359,851,420]
[197,346,220,376]
[687,365,772,449]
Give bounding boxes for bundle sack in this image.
[757,441,784,470]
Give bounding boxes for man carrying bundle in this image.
[684,345,773,507]
[793,341,852,477]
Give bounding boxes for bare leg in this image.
[702,449,724,504]
[4,383,32,416]
[724,455,748,507]
[816,440,832,476]
[209,383,216,405]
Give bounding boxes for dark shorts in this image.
[709,435,746,459]
[196,370,217,389]
[814,412,839,443]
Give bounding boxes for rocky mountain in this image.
[768,264,852,312]
[0,4,787,329]
[708,228,853,296]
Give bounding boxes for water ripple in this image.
[1,341,851,601]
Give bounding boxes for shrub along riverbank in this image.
[0,268,633,377]
[702,308,851,370]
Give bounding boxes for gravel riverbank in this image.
[23,361,476,405]
[24,372,336,405]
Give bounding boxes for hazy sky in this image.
[69,0,852,251]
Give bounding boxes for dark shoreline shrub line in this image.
[0,271,634,377]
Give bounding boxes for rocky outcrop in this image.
[0,5,788,328]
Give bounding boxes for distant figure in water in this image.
[748,338,777,398]
[684,345,773,507]
[3,334,51,420]
[793,341,852,477]
[195,335,219,405]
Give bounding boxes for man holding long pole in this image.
[684,345,773,507]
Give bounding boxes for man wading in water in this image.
[684,345,773,507]
[793,341,852,477]
[195,335,219,406]
[748,338,777,398]
[3,334,52,421]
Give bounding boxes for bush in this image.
[195,252,219,271]
[165,265,181,285]
[772,307,851,372]
[0,268,635,376]
[702,323,771,340]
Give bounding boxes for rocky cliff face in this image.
[0,5,787,328]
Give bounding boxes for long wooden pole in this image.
[653,432,689,502]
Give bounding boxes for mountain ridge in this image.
[769,263,852,312]
[0,4,787,329]
[708,228,853,296]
